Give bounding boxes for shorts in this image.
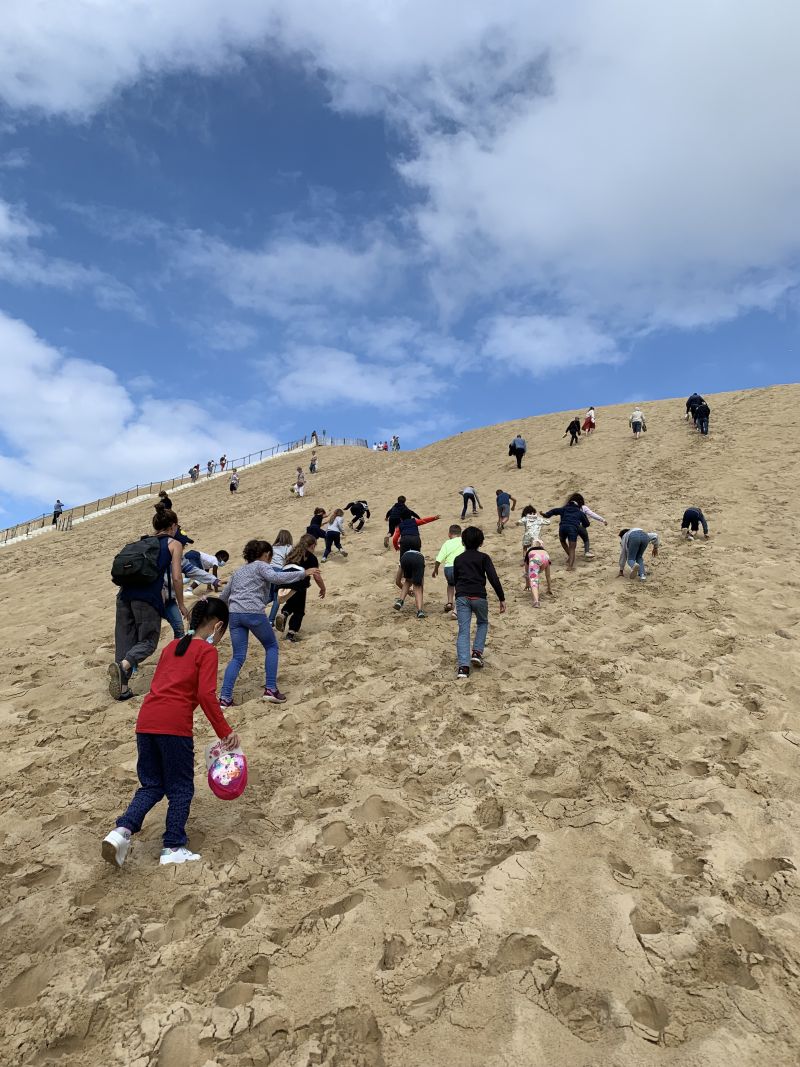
[444,565,455,586]
[398,537,422,555]
[400,551,425,587]
[631,421,642,433]
[681,510,700,531]
[498,504,510,519]
[229,484,237,492]
[559,525,580,543]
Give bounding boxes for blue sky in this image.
[0,2,798,524]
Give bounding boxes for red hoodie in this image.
[136,639,231,739]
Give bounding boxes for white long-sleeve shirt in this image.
[327,515,345,535]
[581,504,606,524]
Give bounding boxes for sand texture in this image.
[1,385,800,1066]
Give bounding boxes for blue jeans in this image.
[164,599,184,639]
[456,596,489,667]
[267,585,281,624]
[626,530,650,577]
[117,734,194,848]
[221,611,278,698]
[698,416,709,435]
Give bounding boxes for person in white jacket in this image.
[568,493,608,559]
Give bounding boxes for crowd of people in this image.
[373,437,401,451]
[102,394,713,868]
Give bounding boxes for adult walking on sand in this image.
[52,499,64,525]
[582,406,596,434]
[629,406,646,440]
[109,507,187,702]
[564,417,581,446]
[686,393,704,425]
[694,399,711,436]
[618,528,659,581]
[509,432,527,469]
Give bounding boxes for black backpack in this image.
[111,535,164,588]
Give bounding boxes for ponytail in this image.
[175,598,230,656]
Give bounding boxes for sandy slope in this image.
[1,385,800,1067]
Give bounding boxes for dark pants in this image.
[117,734,194,848]
[460,493,477,520]
[513,448,524,468]
[282,582,309,633]
[52,511,62,525]
[399,536,422,555]
[569,430,579,446]
[698,416,709,435]
[352,514,366,531]
[323,531,342,557]
[115,598,162,669]
[577,526,590,553]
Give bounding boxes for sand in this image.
[1,384,800,1066]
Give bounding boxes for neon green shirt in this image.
[436,536,465,567]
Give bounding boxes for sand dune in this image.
[1,385,800,1066]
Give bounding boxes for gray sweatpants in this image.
[115,598,162,668]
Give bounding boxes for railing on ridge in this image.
[1,434,369,544]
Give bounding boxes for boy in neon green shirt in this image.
[432,524,464,614]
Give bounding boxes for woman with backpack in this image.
[218,539,319,705]
[109,508,187,702]
[102,598,239,868]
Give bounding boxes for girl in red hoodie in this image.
[102,598,239,868]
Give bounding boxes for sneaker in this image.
[274,613,286,632]
[219,696,234,709]
[640,575,647,582]
[456,665,470,680]
[118,688,135,701]
[416,610,427,619]
[107,661,127,700]
[159,846,201,866]
[470,650,484,668]
[393,598,404,611]
[285,631,300,642]
[584,551,594,560]
[102,829,131,868]
[321,556,328,563]
[263,687,287,704]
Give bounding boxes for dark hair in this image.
[215,550,230,563]
[397,496,406,504]
[274,529,293,547]
[461,526,484,550]
[619,529,629,538]
[564,495,581,507]
[448,524,461,535]
[521,505,536,517]
[286,533,317,565]
[153,508,178,532]
[568,493,585,507]
[243,539,272,563]
[175,598,229,657]
[313,508,326,517]
[158,490,169,499]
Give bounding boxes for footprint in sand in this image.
[3,960,53,1007]
[626,992,670,1044]
[220,901,262,929]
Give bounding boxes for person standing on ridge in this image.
[52,499,64,525]
[509,432,527,469]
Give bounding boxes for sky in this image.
[0,2,798,525]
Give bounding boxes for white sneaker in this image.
[102,829,131,868]
[159,846,201,866]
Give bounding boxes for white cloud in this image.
[261,346,443,409]
[481,315,620,375]
[0,196,145,316]
[0,310,273,512]
[2,1,799,351]
[173,230,401,319]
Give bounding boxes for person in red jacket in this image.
[391,514,440,553]
[101,598,239,869]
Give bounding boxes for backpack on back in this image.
[111,536,164,588]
